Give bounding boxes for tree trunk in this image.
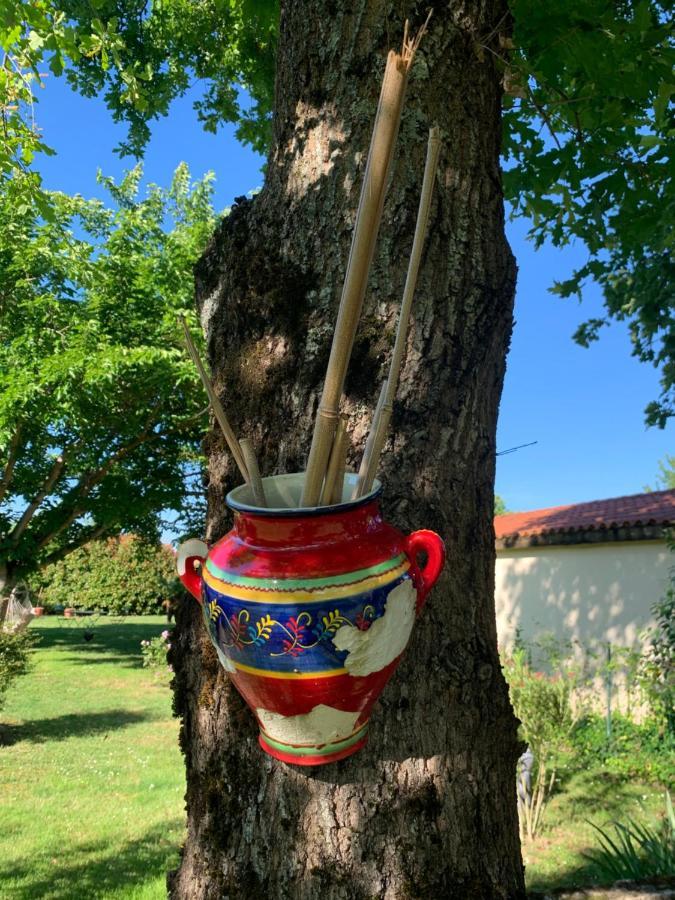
[169,2,523,897]
[0,563,16,627]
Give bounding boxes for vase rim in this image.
[226,471,382,518]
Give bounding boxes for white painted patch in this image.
[256,704,362,746]
[213,642,236,673]
[332,579,417,677]
[176,539,208,575]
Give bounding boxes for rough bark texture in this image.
[170,2,523,897]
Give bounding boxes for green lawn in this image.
[0,616,185,900]
[523,770,667,892]
[0,617,670,898]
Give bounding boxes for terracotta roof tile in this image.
[494,488,675,539]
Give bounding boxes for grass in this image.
[523,768,668,892]
[1,617,671,897]
[0,616,185,900]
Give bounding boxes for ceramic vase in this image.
[177,473,444,766]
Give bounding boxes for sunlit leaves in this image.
[0,164,216,573]
[503,0,675,425]
[56,0,277,157]
[2,0,673,450]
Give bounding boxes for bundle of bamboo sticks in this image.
[180,19,440,511]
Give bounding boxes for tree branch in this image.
[39,523,109,569]
[32,432,151,554]
[526,86,562,150]
[9,453,67,545]
[0,423,23,505]
[31,405,207,554]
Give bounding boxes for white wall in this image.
[495,540,671,652]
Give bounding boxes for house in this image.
[494,489,675,653]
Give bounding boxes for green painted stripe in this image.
[260,724,368,757]
[205,553,407,590]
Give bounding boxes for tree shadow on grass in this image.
[0,820,184,900]
[527,869,675,896]
[31,620,172,667]
[526,857,602,895]
[525,770,667,894]
[553,768,659,823]
[0,709,152,746]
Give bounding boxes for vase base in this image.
[258,722,369,766]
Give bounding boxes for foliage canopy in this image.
[0,164,213,583]
[0,1,673,591]
[504,0,674,427]
[2,0,672,423]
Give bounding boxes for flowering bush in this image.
[140,630,172,670]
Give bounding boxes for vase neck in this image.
[233,500,383,548]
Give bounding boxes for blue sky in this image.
[35,77,672,513]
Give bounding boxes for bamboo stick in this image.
[351,381,387,499]
[239,438,267,507]
[330,450,348,505]
[179,317,250,485]
[320,415,349,506]
[356,402,392,498]
[356,125,441,497]
[301,24,428,507]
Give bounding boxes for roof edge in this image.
[496,523,669,551]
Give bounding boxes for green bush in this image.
[0,629,34,712]
[504,646,577,759]
[503,645,578,839]
[639,556,675,736]
[570,713,675,786]
[34,536,182,615]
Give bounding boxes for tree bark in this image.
[0,563,17,627]
[170,2,523,897]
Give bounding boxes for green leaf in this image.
[639,134,660,148]
[27,29,44,51]
[654,82,674,128]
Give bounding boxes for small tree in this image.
[495,494,508,516]
[654,456,675,491]
[0,165,213,618]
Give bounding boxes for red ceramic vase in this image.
[177,473,444,766]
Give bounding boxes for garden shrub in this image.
[503,645,578,839]
[0,629,33,712]
[639,547,675,736]
[570,713,675,786]
[506,646,576,756]
[505,635,675,782]
[35,535,182,615]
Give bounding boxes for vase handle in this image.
[404,529,445,613]
[176,539,209,604]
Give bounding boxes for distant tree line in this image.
[33,535,183,616]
